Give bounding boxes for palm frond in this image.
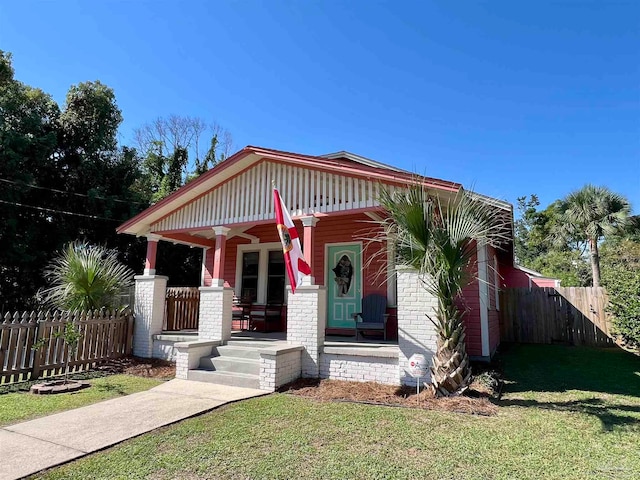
[39,241,135,311]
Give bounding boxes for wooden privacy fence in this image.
[164,287,200,331]
[500,287,615,347]
[0,309,134,384]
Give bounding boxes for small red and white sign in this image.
[408,353,428,378]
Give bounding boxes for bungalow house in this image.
[118,146,524,391]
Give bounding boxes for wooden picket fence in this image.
[500,287,615,347]
[164,287,200,331]
[0,309,134,384]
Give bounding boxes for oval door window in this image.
[332,255,353,297]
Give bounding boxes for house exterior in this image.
[502,264,562,288]
[118,146,518,391]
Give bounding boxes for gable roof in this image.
[117,145,464,236]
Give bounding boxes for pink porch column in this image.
[144,234,160,275]
[198,226,233,342]
[300,216,318,285]
[211,226,230,287]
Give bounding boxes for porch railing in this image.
[164,287,200,331]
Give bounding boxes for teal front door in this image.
[327,244,362,328]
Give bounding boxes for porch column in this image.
[133,274,168,358]
[300,216,318,286]
[198,226,233,342]
[144,234,160,276]
[286,284,327,378]
[211,226,230,287]
[396,267,438,387]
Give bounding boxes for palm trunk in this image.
[589,238,601,287]
[430,304,472,397]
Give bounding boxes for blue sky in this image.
[1,1,638,213]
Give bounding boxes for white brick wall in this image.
[133,275,167,358]
[319,354,400,385]
[152,340,176,361]
[396,268,438,386]
[259,348,302,392]
[286,285,326,377]
[198,286,233,342]
[174,340,219,380]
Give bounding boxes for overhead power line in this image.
[0,177,147,205]
[0,199,122,222]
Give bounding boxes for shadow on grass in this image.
[498,396,640,432]
[496,344,640,431]
[498,343,640,398]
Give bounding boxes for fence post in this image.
[126,312,134,355]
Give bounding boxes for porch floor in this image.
[159,330,398,349]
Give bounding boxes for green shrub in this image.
[601,240,640,346]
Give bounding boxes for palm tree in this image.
[554,185,630,287]
[40,241,135,311]
[377,185,509,396]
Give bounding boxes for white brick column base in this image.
[133,275,168,358]
[396,267,438,387]
[259,345,303,391]
[198,286,233,342]
[174,340,220,379]
[286,285,327,378]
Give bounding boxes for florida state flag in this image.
[273,187,311,294]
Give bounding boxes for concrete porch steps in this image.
[186,370,260,389]
[188,341,268,389]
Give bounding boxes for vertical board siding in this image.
[151,161,382,231]
[0,310,133,385]
[487,245,501,354]
[459,245,482,357]
[500,287,615,347]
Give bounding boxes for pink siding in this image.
[487,246,500,355]
[501,265,559,289]
[219,215,387,293]
[501,265,531,288]
[203,248,214,287]
[531,277,558,288]
[459,245,482,357]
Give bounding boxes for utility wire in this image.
[0,177,147,205]
[0,199,122,222]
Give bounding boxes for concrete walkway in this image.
[0,379,267,480]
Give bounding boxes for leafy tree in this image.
[600,239,640,346]
[553,185,631,287]
[39,242,135,311]
[0,51,147,311]
[0,51,61,310]
[377,185,509,396]
[135,116,233,198]
[194,126,233,175]
[529,249,591,287]
[58,81,122,157]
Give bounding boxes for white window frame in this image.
[235,242,287,304]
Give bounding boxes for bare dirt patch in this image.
[279,379,498,416]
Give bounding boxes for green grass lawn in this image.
[0,375,162,427]
[35,345,640,480]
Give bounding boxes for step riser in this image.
[187,370,260,389]
[212,346,262,360]
[199,357,260,375]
